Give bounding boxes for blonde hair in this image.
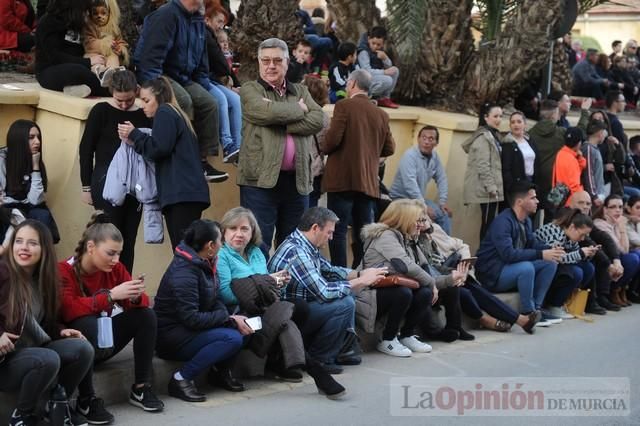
[220,207,263,249]
[379,199,423,236]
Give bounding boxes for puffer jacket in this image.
[356,223,453,333]
[154,242,234,357]
[102,132,163,244]
[238,78,324,195]
[461,127,504,204]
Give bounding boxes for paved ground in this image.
[107,306,640,426]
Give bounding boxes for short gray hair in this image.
[298,207,339,231]
[258,38,290,60]
[348,69,372,93]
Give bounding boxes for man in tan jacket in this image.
[322,69,395,268]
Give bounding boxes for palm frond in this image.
[387,0,428,61]
[474,0,522,41]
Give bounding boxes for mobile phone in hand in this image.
[244,316,262,331]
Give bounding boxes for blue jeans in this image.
[302,296,355,364]
[424,199,451,235]
[624,186,640,200]
[240,173,309,257]
[546,261,595,307]
[173,327,244,380]
[615,251,640,289]
[208,82,241,153]
[327,191,375,268]
[488,260,557,313]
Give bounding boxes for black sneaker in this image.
[129,384,164,412]
[223,147,239,164]
[9,408,38,426]
[67,407,89,426]
[202,161,229,183]
[77,397,114,425]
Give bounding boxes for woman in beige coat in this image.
[356,200,468,357]
[462,103,504,240]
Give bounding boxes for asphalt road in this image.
[108,305,640,426]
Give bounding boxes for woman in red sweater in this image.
[59,212,164,424]
[0,0,35,52]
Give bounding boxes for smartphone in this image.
[460,257,478,267]
[244,316,262,331]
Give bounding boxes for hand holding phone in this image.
[244,316,262,331]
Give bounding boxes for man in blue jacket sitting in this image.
[134,0,227,183]
[476,181,565,326]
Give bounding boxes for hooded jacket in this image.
[462,127,504,204]
[154,242,234,356]
[528,109,589,200]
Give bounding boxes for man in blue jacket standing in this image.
[134,0,227,182]
[476,181,565,326]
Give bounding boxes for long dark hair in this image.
[5,120,47,200]
[46,0,90,32]
[554,207,594,230]
[140,77,195,134]
[5,220,59,334]
[593,194,624,219]
[478,102,501,128]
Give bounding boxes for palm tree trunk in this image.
[232,0,303,81]
[325,0,381,44]
[462,0,564,110]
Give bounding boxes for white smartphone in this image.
[244,316,263,331]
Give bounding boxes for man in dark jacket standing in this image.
[322,69,395,268]
[529,98,591,214]
[134,0,226,182]
[476,182,563,325]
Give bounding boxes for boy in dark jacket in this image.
[286,39,312,83]
[356,26,399,108]
[329,42,356,103]
[476,182,563,325]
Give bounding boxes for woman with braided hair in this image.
[59,211,164,424]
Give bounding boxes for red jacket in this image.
[59,259,150,324]
[0,0,35,50]
[552,145,586,205]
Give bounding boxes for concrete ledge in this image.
[0,82,40,105]
[37,88,104,121]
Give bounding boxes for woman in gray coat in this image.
[462,102,504,240]
[358,199,470,357]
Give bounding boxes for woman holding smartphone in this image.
[154,219,251,403]
[58,212,163,424]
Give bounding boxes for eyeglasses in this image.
[259,57,285,66]
[417,218,428,224]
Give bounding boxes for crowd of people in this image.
[565,35,640,105]
[2,1,640,425]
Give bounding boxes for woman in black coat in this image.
[153,219,252,402]
[501,111,537,195]
[117,77,210,249]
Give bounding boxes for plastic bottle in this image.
[97,311,113,349]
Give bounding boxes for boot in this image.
[610,287,626,307]
[306,356,346,400]
[597,295,621,311]
[627,289,640,303]
[585,297,607,315]
[619,286,632,306]
[208,366,245,392]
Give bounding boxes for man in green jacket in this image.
[238,38,324,255]
[529,97,591,214]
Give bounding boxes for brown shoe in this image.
[610,287,626,307]
[620,286,632,306]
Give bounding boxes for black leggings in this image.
[376,286,433,341]
[94,194,142,274]
[36,63,109,96]
[420,286,463,335]
[69,308,157,398]
[479,202,501,242]
[0,339,94,412]
[459,278,519,324]
[163,202,207,250]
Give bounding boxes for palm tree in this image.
[232,0,303,81]
[325,0,382,44]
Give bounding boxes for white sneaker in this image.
[548,306,574,319]
[536,318,552,327]
[377,337,412,357]
[399,335,432,353]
